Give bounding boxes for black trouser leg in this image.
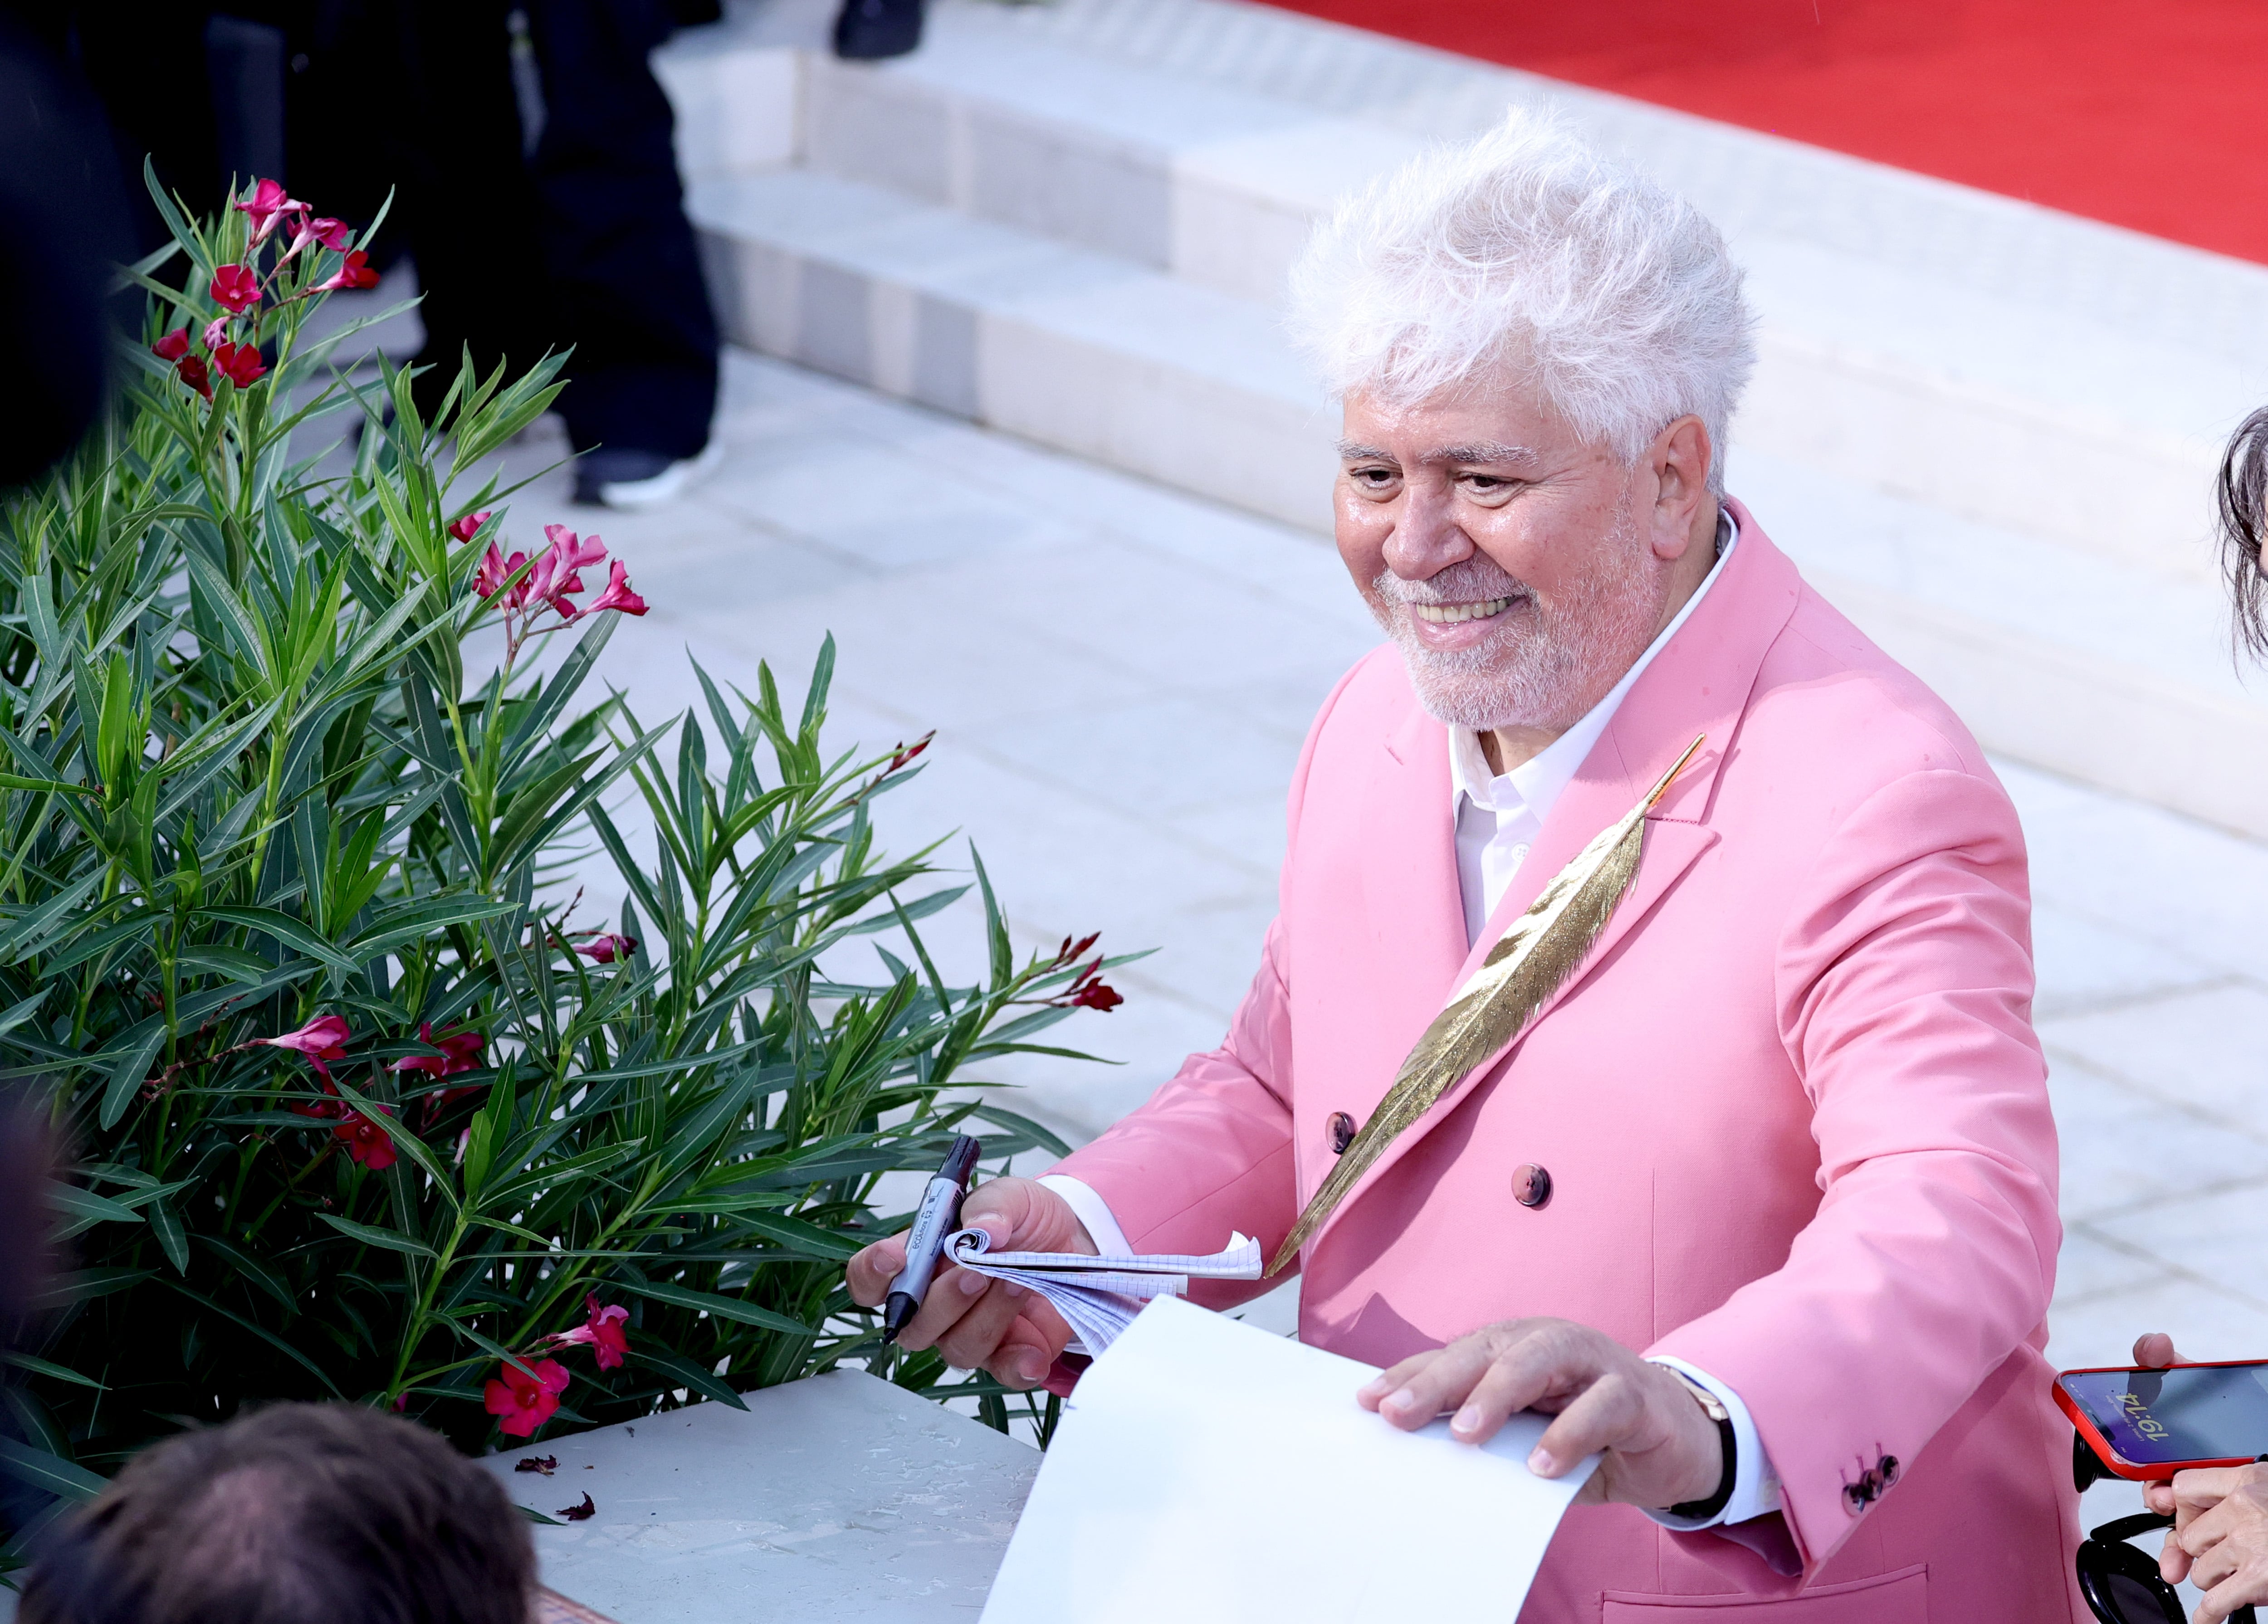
[396,0,553,424]
[528,0,717,458]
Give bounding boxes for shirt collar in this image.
[1450,507,1739,821]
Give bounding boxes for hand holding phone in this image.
[2056,1360,2268,1479]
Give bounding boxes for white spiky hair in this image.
[1287,110,1758,491]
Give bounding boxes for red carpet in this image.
[1263,0,2268,265]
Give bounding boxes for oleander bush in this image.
[0,176,1124,1517]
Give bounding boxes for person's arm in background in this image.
[2134,1332,2268,1623]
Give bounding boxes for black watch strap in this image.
[1665,1371,1737,1522]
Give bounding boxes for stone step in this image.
[688,166,1337,529]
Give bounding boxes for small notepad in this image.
[945,1228,1262,1355]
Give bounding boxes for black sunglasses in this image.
[2072,1434,2264,1624]
[2077,1511,2260,1624]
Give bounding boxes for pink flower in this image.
[233,178,306,245]
[151,329,190,361]
[474,544,528,608]
[332,1106,397,1170]
[484,1357,571,1439]
[448,511,493,545]
[313,250,380,293]
[528,525,607,618]
[395,1022,486,1121]
[582,560,646,618]
[175,356,212,400]
[211,341,265,389]
[573,933,636,966]
[210,264,261,314]
[546,1294,631,1371]
[255,1014,352,1079]
[291,215,351,254]
[391,1021,484,1080]
[1051,959,1123,1013]
[202,317,230,353]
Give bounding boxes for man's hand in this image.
[2131,1331,2268,1620]
[1355,1317,1723,1509]
[2164,1466,2268,1623]
[844,1176,1096,1390]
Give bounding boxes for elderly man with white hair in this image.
[849,115,2077,1616]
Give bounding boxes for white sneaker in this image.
[575,440,724,510]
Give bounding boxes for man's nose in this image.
[1381,482,1475,580]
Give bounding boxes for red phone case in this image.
[2054,1360,2268,1480]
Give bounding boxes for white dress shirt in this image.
[1044,510,1779,1529]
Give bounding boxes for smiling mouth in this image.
[1410,595,1516,624]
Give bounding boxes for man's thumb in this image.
[959,1176,1038,1246]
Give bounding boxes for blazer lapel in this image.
[1337,697,1471,1118]
[1305,510,1805,1260]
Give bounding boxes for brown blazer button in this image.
[1327,1112,1357,1155]
[1878,1455,1899,1487]
[1511,1163,1552,1208]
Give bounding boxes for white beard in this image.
[1364,509,1667,733]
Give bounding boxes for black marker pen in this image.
[880,1134,982,1346]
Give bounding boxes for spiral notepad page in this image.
[944,1229,1262,1356]
[978,1297,1595,1624]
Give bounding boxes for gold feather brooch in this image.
[1268,734,1707,1276]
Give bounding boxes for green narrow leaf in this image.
[798,633,836,740]
[964,1103,1073,1159]
[626,1348,750,1411]
[318,1213,438,1258]
[461,1063,513,1198]
[970,845,1012,988]
[32,1267,156,1310]
[728,1211,864,1260]
[0,1352,106,1390]
[610,1277,815,1337]
[201,905,362,977]
[97,1023,165,1130]
[0,870,103,960]
[181,548,272,684]
[147,1198,190,1274]
[0,1436,105,1501]
[46,1184,144,1228]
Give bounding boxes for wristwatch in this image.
[1664,1368,1737,1522]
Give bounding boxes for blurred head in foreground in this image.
[19,1402,533,1624]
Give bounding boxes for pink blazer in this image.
[1054,506,2080,1620]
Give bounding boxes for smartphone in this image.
[2055,1361,2268,1478]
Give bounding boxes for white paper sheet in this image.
[980,1297,1598,1624]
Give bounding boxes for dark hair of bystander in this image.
[2217,405,2268,662]
[17,1401,534,1624]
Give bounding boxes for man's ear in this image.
[1647,415,1714,561]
